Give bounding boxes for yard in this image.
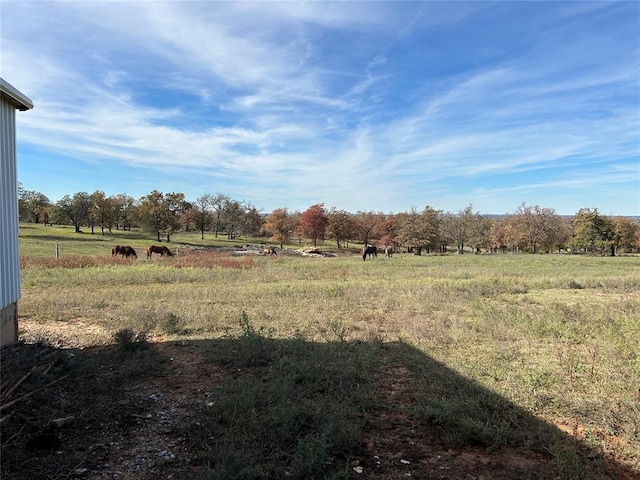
[2,224,639,479]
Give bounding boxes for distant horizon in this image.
[4,1,639,216]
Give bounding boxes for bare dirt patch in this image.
[18,318,112,349]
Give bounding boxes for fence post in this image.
[55,243,59,259]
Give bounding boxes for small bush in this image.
[327,318,349,342]
[113,328,148,351]
[161,312,183,335]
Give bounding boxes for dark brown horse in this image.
[112,245,137,258]
[362,245,377,261]
[147,245,173,259]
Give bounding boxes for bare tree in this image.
[209,193,230,238]
[241,202,263,237]
[441,204,482,254]
[193,194,213,240]
[222,199,244,240]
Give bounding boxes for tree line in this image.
[17,185,640,256]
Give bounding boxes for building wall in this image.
[0,93,21,346]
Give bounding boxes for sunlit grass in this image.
[16,224,640,475]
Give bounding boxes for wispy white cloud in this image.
[2,1,638,214]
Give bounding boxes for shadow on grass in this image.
[1,332,636,480]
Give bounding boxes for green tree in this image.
[56,192,91,232]
[164,192,189,242]
[113,194,137,231]
[19,190,51,224]
[571,208,616,255]
[613,216,639,254]
[89,191,117,235]
[137,190,169,242]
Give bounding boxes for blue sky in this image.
[2,1,639,216]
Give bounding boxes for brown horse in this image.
[263,246,278,256]
[146,245,173,259]
[112,245,137,258]
[362,245,377,261]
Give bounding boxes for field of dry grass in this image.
[2,224,639,479]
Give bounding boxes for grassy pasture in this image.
[17,222,267,258]
[5,223,640,479]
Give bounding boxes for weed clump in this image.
[238,311,276,366]
[113,328,149,351]
[567,280,584,289]
[160,312,183,335]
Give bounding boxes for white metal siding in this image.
[0,97,21,309]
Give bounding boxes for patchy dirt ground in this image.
[3,318,638,480]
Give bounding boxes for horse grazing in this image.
[112,245,137,258]
[264,246,278,256]
[146,245,173,259]
[362,245,377,261]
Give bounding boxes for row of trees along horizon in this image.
[17,185,640,256]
